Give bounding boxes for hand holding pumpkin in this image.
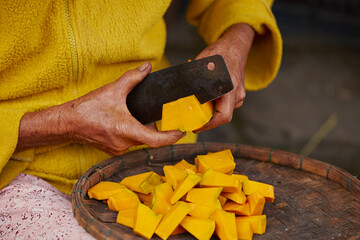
[16,63,184,156]
[194,23,255,133]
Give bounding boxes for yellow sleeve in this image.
[186,0,282,90]
[0,108,34,189]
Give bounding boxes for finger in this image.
[234,99,244,109]
[126,121,185,148]
[117,62,152,94]
[193,95,234,133]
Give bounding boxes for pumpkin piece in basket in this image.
[210,209,238,240]
[152,182,173,215]
[232,174,249,184]
[185,187,223,209]
[120,171,155,194]
[223,202,251,216]
[170,225,187,236]
[174,159,197,173]
[221,182,246,204]
[180,216,215,240]
[163,165,188,189]
[147,172,162,186]
[235,221,253,240]
[200,169,239,192]
[247,192,265,216]
[155,201,192,240]
[107,188,140,211]
[133,203,163,240]
[170,173,201,204]
[218,194,227,207]
[87,181,126,200]
[235,215,267,235]
[243,180,275,203]
[188,202,217,219]
[160,175,166,182]
[137,192,153,207]
[197,149,236,174]
[116,208,136,228]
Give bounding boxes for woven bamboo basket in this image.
[71,143,360,239]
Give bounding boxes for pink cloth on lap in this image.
[0,173,95,239]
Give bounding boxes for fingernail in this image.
[137,62,149,71]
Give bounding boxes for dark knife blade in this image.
[126,55,233,124]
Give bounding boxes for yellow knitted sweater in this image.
[0,0,282,194]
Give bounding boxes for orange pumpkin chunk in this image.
[87,181,126,200]
[181,216,215,240]
[155,201,192,240]
[210,209,238,240]
[133,203,163,239]
[200,169,239,192]
[243,180,275,203]
[223,202,251,216]
[235,215,267,235]
[197,149,236,174]
[116,208,136,228]
[247,192,265,216]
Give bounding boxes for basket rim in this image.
[71,142,360,240]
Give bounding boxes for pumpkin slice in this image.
[181,216,215,240]
[137,192,153,207]
[133,203,163,240]
[155,201,192,240]
[223,202,251,216]
[170,173,201,204]
[87,181,126,200]
[235,215,267,235]
[247,192,265,216]
[218,195,227,207]
[210,209,238,240]
[200,169,239,192]
[232,174,249,184]
[235,221,253,240]
[152,182,173,215]
[116,208,136,228]
[171,226,187,236]
[163,165,187,190]
[158,95,213,132]
[174,159,197,173]
[243,180,275,202]
[221,189,246,205]
[178,95,213,132]
[147,172,162,186]
[108,188,140,211]
[120,171,154,194]
[186,187,223,209]
[197,149,235,174]
[188,202,217,219]
[158,100,183,131]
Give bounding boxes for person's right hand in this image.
[63,62,184,156]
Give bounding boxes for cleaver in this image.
[126,55,233,124]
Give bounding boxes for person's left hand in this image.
[194,23,255,133]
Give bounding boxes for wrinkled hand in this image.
[66,62,184,156]
[194,23,255,133]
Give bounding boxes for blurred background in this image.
[164,0,360,176]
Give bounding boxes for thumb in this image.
[118,62,152,94]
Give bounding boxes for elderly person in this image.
[0,0,282,238]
